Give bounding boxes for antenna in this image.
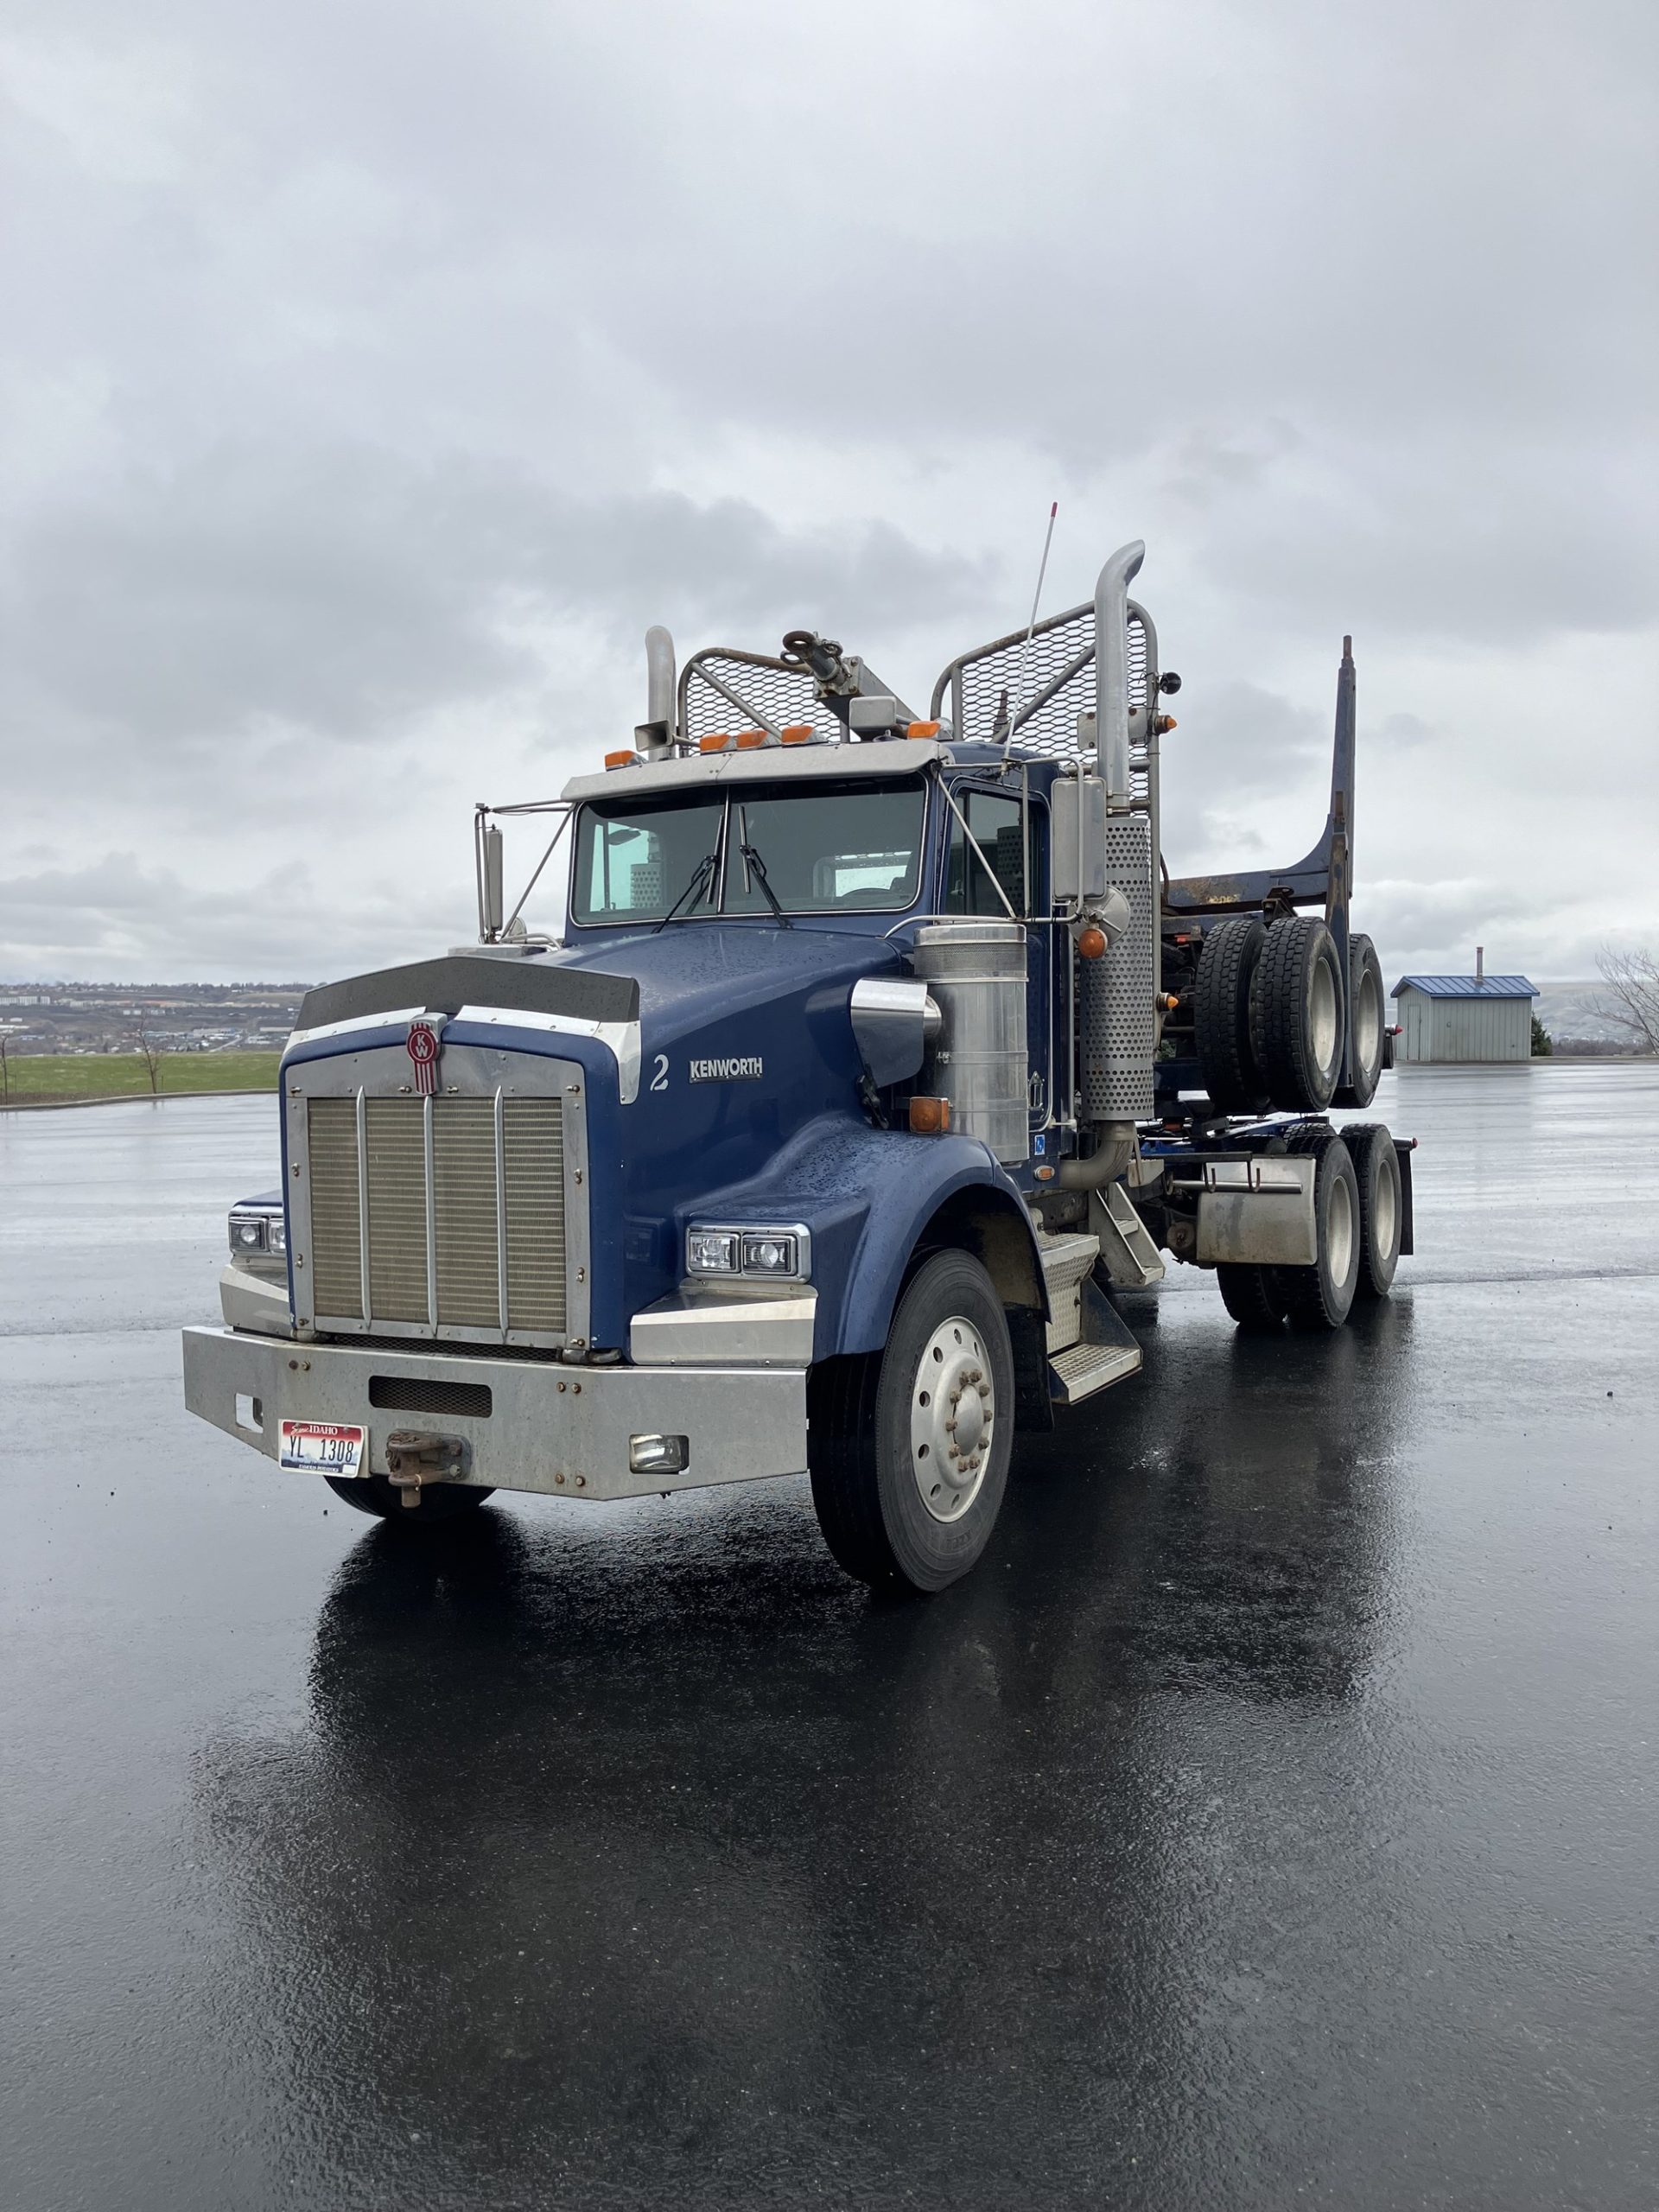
[1001,500,1058,755]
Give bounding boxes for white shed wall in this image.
[1395,990,1531,1062]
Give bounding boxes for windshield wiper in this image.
[739,838,793,927]
[653,851,717,931]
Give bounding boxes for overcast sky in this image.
[2,0,1655,984]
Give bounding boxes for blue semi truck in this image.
[183,539,1411,1591]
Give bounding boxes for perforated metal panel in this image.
[679,651,843,749]
[1079,817,1155,1119]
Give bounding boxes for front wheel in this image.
[808,1249,1014,1592]
[326,1475,495,1523]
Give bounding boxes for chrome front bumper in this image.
[181,1326,809,1501]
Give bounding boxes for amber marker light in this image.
[780,724,813,744]
[734,730,769,749]
[697,734,732,753]
[604,749,638,770]
[906,721,942,740]
[1077,925,1108,960]
[908,1096,951,1135]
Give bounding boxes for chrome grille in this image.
[308,1099,363,1318]
[503,1100,566,1332]
[433,1101,499,1326]
[365,1099,428,1321]
[305,1092,571,1342]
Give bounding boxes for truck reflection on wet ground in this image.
[188,1297,1427,2204]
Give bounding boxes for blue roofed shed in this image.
[1390,968,1538,1063]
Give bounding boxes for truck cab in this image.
[184,540,1411,1592]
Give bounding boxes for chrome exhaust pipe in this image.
[639,626,677,757]
[1094,541,1145,809]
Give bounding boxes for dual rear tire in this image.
[1217,1122,1403,1333]
[1194,918,1386,1114]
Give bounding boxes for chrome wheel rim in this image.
[1326,1171,1357,1289]
[1309,958,1341,1079]
[1371,1154,1399,1266]
[910,1315,995,1522]
[1354,969,1382,1075]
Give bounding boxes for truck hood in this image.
[294,926,905,1073]
[550,924,903,1042]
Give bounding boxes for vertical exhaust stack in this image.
[1066,542,1156,1156]
[1095,541,1146,810]
[637,626,677,759]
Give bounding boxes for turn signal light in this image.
[1077,925,1107,960]
[698,734,732,753]
[734,730,769,749]
[604,748,638,770]
[908,1096,951,1135]
[906,721,942,740]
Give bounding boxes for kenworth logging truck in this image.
[183,539,1412,1592]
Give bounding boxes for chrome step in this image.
[1090,1183,1166,1287]
[1049,1338,1141,1404]
[1036,1230,1100,1353]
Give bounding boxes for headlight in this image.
[229,1212,268,1254]
[685,1224,811,1282]
[686,1229,740,1275]
[267,1216,287,1255]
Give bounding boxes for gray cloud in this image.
[1,0,1656,982]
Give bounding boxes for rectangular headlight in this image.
[267,1216,287,1255]
[741,1233,798,1276]
[686,1228,740,1275]
[685,1224,811,1282]
[229,1212,268,1254]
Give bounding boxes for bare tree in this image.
[1593,946,1659,1055]
[134,1024,163,1095]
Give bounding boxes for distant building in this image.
[1391,950,1538,1063]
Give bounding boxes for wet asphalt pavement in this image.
[3,1065,1656,2210]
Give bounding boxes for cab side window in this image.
[945,791,1026,915]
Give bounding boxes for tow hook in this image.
[384,1429,468,1507]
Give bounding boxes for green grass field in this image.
[0,1052,281,1105]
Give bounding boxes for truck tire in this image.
[1343,1122,1402,1299]
[808,1249,1014,1593]
[1216,1263,1288,1332]
[1250,916,1345,1110]
[1194,917,1270,1113]
[1334,934,1387,1108]
[325,1475,495,1522]
[1274,1125,1360,1331]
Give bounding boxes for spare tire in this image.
[1194,916,1270,1114]
[1250,916,1345,1110]
[1335,933,1387,1108]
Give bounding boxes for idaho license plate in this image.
[278,1420,365,1475]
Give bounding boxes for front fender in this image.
[678,1114,1045,1360]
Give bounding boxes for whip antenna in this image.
[1001,500,1058,755]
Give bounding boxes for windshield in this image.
[572,778,927,924]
